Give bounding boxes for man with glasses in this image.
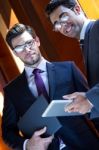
[2,23,99,150]
[45,0,99,126]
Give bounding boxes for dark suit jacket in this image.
[2,61,99,150]
[83,20,99,119]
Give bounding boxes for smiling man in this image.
[45,0,99,124]
[45,0,86,39]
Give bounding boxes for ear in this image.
[35,36,40,47]
[73,4,81,15]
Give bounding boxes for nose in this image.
[25,47,31,52]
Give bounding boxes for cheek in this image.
[16,52,25,59]
[59,26,65,35]
[50,15,55,24]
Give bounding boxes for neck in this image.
[25,57,43,68]
[77,16,87,40]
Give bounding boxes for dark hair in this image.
[6,23,36,49]
[45,0,76,16]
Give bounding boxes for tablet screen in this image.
[42,99,81,117]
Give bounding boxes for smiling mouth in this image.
[63,23,73,34]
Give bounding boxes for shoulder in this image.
[87,20,99,42]
[90,20,99,33]
[50,61,77,72]
[4,71,25,92]
[93,20,99,26]
[52,61,75,67]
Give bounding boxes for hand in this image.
[63,92,93,114]
[26,127,54,150]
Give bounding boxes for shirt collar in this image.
[80,19,91,40]
[25,57,48,77]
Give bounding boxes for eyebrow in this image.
[53,12,67,25]
[59,12,67,18]
[14,40,32,48]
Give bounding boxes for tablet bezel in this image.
[42,99,73,117]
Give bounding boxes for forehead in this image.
[12,31,33,47]
[50,5,72,24]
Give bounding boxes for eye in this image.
[26,40,32,45]
[59,13,69,22]
[14,45,24,52]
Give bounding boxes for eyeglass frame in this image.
[13,39,36,53]
[52,7,74,32]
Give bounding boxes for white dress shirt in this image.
[25,57,49,97]
[80,19,91,40]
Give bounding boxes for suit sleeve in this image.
[86,84,99,119]
[2,91,25,150]
[85,20,99,119]
[71,62,99,119]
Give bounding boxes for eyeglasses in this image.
[53,14,69,32]
[13,39,35,53]
[53,8,73,32]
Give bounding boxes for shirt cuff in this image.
[87,99,93,112]
[23,139,29,150]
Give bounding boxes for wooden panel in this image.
[0,0,11,28]
[0,33,20,81]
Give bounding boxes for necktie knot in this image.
[33,68,42,75]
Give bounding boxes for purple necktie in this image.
[33,68,49,101]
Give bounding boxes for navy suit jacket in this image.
[2,61,99,150]
[83,20,99,119]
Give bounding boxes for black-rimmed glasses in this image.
[13,39,35,53]
[53,7,73,32]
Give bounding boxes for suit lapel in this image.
[46,63,56,100]
[20,70,36,102]
[84,21,94,71]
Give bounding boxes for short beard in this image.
[23,54,42,67]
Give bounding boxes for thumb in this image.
[34,126,47,137]
[44,135,54,143]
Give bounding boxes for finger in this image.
[43,135,54,143]
[79,107,88,114]
[68,108,76,113]
[64,103,74,112]
[63,92,77,99]
[65,106,79,113]
[71,107,79,112]
[34,127,46,137]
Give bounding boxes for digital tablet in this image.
[42,99,81,117]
